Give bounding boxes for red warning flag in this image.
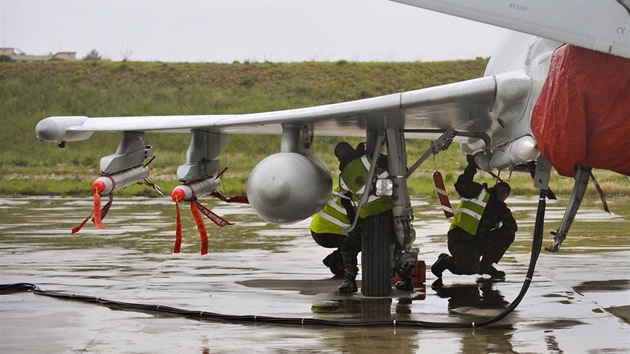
[190,202,209,255]
[72,194,113,234]
[211,191,249,204]
[433,171,454,218]
[173,201,183,253]
[92,191,105,229]
[195,201,233,227]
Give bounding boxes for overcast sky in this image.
[1,0,510,63]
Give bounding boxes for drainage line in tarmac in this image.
[0,189,547,329]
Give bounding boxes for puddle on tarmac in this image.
[0,196,629,353]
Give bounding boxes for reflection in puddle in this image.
[574,279,630,292]
[312,298,393,317]
[431,279,509,317]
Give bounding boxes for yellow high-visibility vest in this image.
[339,155,391,217]
[310,187,351,236]
[449,188,490,235]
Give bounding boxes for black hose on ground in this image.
[0,190,547,329]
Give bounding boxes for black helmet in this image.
[494,181,511,197]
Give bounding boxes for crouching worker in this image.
[311,141,392,294]
[432,154,517,282]
[310,185,359,278]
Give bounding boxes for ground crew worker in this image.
[335,141,392,293]
[310,185,356,278]
[431,154,517,281]
[310,142,392,293]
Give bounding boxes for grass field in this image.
[1,59,628,200]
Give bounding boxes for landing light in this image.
[375,178,393,197]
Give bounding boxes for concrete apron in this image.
[1,197,629,353]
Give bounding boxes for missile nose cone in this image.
[171,188,186,202]
[92,179,106,194]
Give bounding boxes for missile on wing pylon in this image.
[91,166,150,229]
[171,177,222,203]
[170,177,222,255]
[92,165,151,196]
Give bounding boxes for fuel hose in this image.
[0,189,547,329]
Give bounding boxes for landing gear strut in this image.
[358,128,418,296]
[545,166,591,252]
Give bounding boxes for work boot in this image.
[395,276,414,291]
[479,263,506,279]
[338,278,358,294]
[431,278,444,291]
[322,251,344,277]
[431,253,451,279]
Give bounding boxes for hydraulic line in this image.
[1,191,546,329]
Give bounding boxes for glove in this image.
[355,142,366,154]
[466,154,477,168]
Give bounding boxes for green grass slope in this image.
[0,59,627,199]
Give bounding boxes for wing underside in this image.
[44,76,497,145]
[390,0,630,60]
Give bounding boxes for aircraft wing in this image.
[38,75,498,142]
[390,0,630,60]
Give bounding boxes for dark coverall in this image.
[335,143,390,281]
[447,161,518,275]
[310,143,374,279]
[310,186,364,278]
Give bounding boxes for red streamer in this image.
[195,201,232,227]
[72,194,113,234]
[590,172,610,214]
[174,201,183,253]
[92,190,105,229]
[211,191,249,204]
[190,202,209,255]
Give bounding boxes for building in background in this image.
[0,48,76,61]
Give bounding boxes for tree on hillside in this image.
[83,49,102,61]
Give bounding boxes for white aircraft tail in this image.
[390,0,630,59]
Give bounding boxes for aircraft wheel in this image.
[361,213,393,296]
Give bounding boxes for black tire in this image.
[361,212,393,296]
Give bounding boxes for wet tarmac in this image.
[1,196,629,353]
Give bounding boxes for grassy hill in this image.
[1,59,627,199]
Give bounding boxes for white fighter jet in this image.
[35,0,630,296]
